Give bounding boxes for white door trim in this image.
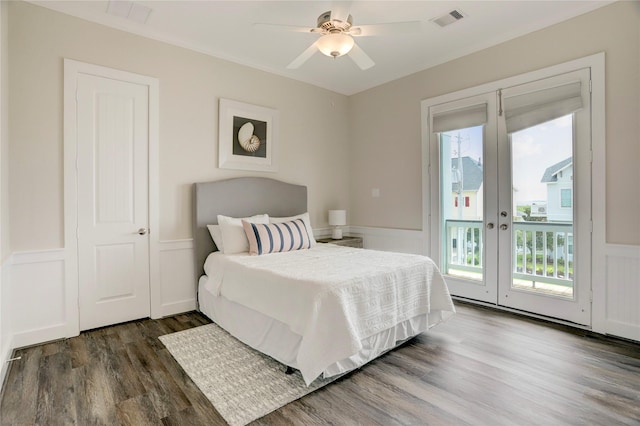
[64,59,160,337]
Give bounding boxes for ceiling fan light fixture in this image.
[317,33,354,58]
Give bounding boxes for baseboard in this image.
[159,299,198,318]
[11,324,67,349]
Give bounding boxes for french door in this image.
[427,68,592,325]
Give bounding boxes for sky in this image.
[444,115,573,207]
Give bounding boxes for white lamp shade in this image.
[317,33,354,58]
[328,210,347,226]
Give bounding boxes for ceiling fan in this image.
[255,3,422,70]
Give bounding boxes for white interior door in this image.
[76,73,151,331]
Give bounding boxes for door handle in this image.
[500,224,508,230]
[137,228,149,235]
[486,222,495,229]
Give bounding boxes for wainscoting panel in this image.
[348,226,426,255]
[603,244,640,341]
[10,249,67,348]
[159,239,197,317]
[0,258,13,389]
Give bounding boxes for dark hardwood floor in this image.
[1,302,639,425]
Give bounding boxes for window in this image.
[561,188,572,208]
[454,196,470,207]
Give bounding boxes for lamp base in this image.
[331,228,343,240]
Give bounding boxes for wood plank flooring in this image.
[1,302,639,425]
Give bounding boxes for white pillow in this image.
[270,212,316,246]
[206,224,224,251]
[217,214,269,254]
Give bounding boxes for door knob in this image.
[137,228,148,235]
[486,222,495,229]
[500,211,508,217]
[500,224,508,230]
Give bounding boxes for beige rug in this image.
[159,323,336,426]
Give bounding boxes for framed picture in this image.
[218,98,279,172]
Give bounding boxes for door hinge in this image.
[589,79,592,93]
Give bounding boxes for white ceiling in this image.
[29,0,613,95]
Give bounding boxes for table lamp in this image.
[328,210,346,239]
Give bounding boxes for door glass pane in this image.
[511,114,574,298]
[440,126,484,282]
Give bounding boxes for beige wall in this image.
[1,1,8,259]
[349,1,640,245]
[8,1,640,249]
[8,1,350,250]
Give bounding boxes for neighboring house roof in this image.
[452,157,483,192]
[541,157,572,183]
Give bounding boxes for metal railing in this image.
[445,219,574,288]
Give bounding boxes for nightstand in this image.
[317,236,363,248]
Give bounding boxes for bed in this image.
[193,177,455,385]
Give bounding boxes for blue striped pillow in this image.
[242,219,312,255]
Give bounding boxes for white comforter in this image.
[203,244,455,385]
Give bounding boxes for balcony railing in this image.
[445,219,574,288]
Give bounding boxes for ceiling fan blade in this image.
[350,21,423,37]
[287,41,320,69]
[253,23,316,33]
[348,43,374,70]
[330,1,352,23]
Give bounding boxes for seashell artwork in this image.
[242,135,261,152]
[237,122,261,153]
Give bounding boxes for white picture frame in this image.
[218,98,279,172]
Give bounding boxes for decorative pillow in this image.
[217,214,269,254]
[206,224,224,252]
[270,212,317,246]
[242,219,312,255]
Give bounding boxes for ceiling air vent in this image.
[106,1,152,24]
[431,9,466,28]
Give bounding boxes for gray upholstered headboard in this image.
[192,177,308,277]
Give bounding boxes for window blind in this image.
[432,103,487,133]
[503,81,583,133]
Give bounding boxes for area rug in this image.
[159,323,336,426]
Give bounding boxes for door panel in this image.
[497,69,591,325]
[77,74,150,331]
[430,94,498,304]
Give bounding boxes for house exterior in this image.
[541,157,573,222]
[451,156,483,220]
